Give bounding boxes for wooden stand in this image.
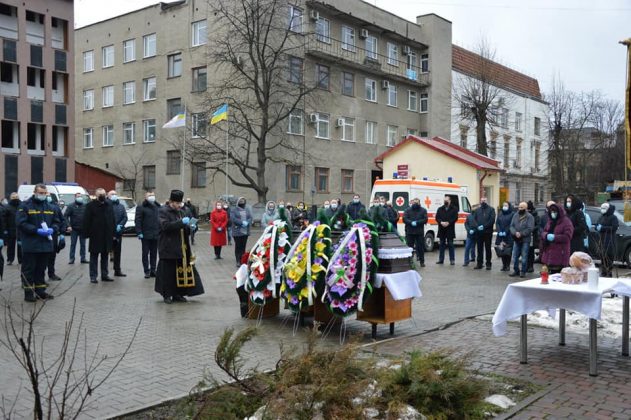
[247,297,280,319]
[313,299,341,326]
[357,287,412,339]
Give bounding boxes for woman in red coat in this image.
[210,201,228,259]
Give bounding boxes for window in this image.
[27,123,45,153]
[143,119,156,142]
[340,117,354,142]
[143,77,156,100]
[123,122,135,144]
[192,66,207,92]
[420,53,429,73]
[102,85,114,107]
[191,162,207,187]
[191,20,207,46]
[288,56,303,84]
[408,90,417,111]
[123,81,135,104]
[366,35,378,60]
[102,125,114,147]
[503,137,510,167]
[315,167,329,193]
[534,142,541,170]
[341,72,354,96]
[143,165,156,190]
[420,93,428,113]
[387,83,397,107]
[83,127,93,148]
[123,39,135,62]
[341,169,354,193]
[168,53,182,78]
[515,112,522,132]
[407,128,418,136]
[288,6,303,33]
[316,64,329,90]
[102,45,114,68]
[387,42,398,65]
[500,108,509,128]
[286,165,302,192]
[315,17,330,43]
[167,98,182,119]
[288,109,303,135]
[143,33,156,57]
[459,130,467,148]
[166,150,181,175]
[365,78,376,102]
[341,26,355,52]
[83,89,94,111]
[315,112,329,139]
[83,50,94,72]
[387,125,398,147]
[191,113,207,138]
[534,117,541,136]
[515,138,522,168]
[489,131,498,159]
[365,121,377,144]
[1,120,18,150]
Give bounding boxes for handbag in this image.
[494,241,513,258]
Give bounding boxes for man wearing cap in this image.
[154,190,205,303]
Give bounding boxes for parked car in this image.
[117,196,137,234]
[584,205,631,266]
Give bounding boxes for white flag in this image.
[162,113,186,129]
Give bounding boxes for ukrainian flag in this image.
[210,103,228,125]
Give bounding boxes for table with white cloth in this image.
[358,270,422,338]
[492,277,625,376]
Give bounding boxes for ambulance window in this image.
[461,196,471,213]
[375,193,390,201]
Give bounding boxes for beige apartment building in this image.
[74,0,451,211]
[0,0,74,198]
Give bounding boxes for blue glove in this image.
[469,229,475,235]
[0,239,4,247]
[190,224,197,231]
[411,221,417,226]
[242,221,249,227]
[477,225,484,231]
[182,217,190,225]
[138,233,144,240]
[47,228,54,236]
[547,233,555,242]
[37,228,49,237]
[59,235,65,241]
[116,225,123,233]
[596,224,602,232]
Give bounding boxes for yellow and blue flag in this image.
[210,103,228,125]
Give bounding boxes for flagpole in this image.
[225,114,229,196]
[181,105,187,191]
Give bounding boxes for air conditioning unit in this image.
[336,118,345,127]
[403,45,412,56]
[359,29,369,39]
[309,113,318,123]
[381,80,390,89]
[309,10,320,21]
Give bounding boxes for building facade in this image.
[0,0,74,198]
[451,45,549,205]
[74,0,451,211]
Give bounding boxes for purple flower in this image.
[314,257,323,265]
[290,296,299,304]
[331,283,347,295]
[286,279,296,288]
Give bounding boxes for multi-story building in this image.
[451,45,549,205]
[74,0,452,210]
[0,0,74,198]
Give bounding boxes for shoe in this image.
[114,272,127,277]
[37,293,54,300]
[486,266,492,270]
[49,275,62,281]
[474,266,483,270]
[420,263,425,267]
[102,277,114,282]
[173,295,188,302]
[24,295,37,302]
[90,278,98,284]
[217,256,222,260]
[68,260,74,265]
[436,261,444,265]
[450,261,455,266]
[163,296,173,304]
[150,272,156,278]
[144,273,151,279]
[527,267,534,273]
[214,256,220,260]
[509,272,520,277]
[519,273,525,278]
[81,260,89,264]
[463,263,469,267]
[500,266,508,272]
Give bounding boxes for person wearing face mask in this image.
[346,194,366,221]
[135,191,161,279]
[223,201,233,245]
[494,202,514,271]
[230,197,252,268]
[210,201,228,259]
[4,193,22,265]
[16,184,62,302]
[384,201,399,226]
[82,188,116,283]
[564,194,588,254]
[291,201,309,230]
[463,210,477,267]
[261,201,279,226]
[540,202,574,274]
[45,192,67,282]
[596,202,619,277]
[509,202,535,278]
[472,196,496,270]
[183,198,199,245]
[403,198,428,267]
[108,190,128,277]
[435,195,458,265]
[329,199,350,231]
[322,200,334,219]
[526,201,540,272]
[65,192,88,265]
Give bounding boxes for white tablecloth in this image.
[492,277,620,336]
[612,278,631,297]
[374,270,422,301]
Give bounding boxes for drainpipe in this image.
[479,170,489,202]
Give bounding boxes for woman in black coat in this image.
[564,194,588,254]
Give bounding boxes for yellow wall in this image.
[382,142,501,206]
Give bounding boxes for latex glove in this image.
[59,235,65,241]
[477,225,484,231]
[190,224,197,231]
[469,229,475,235]
[217,227,223,232]
[411,221,417,227]
[596,224,602,232]
[36,228,49,237]
[242,221,248,227]
[0,239,4,248]
[47,228,54,236]
[116,225,123,233]
[181,217,190,225]
[547,233,555,242]
[138,233,144,240]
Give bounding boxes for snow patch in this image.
[484,394,516,409]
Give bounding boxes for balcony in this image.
[305,33,430,87]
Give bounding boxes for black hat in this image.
[169,189,184,203]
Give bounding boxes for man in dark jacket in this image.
[4,193,21,265]
[472,196,496,270]
[46,194,67,281]
[596,202,619,277]
[346,194,365,221]
[384,200,399,226]
[83,188,115,283]
[108,190,128,277]
[463,212,477,266]
[564,194,588,254]
[17,184,62,301]
[184,198,199,244]
[403,198,428,267]
[65,192,88,264]
[509,202,535,277]
[436,195,458,265]
[526,201,540,272]
[135,191,161,278]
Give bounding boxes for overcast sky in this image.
[75,0,630,103]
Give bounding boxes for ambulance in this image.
[370,178,472,251]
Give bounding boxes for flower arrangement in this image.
[322,221,379,317]
[281,222,332,313]
[245,220,291,305]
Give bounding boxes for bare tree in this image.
[179,0,319,203]
[110,150,155,202]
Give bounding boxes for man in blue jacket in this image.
[109,190,128,277]
[16,184,62,302]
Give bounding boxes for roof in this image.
[76,1,186,30]
[374,136,503,172]
[75,161,123,180]
[452,45,542,99]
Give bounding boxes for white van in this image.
[18,182,89,204]
[370,179,472,251]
